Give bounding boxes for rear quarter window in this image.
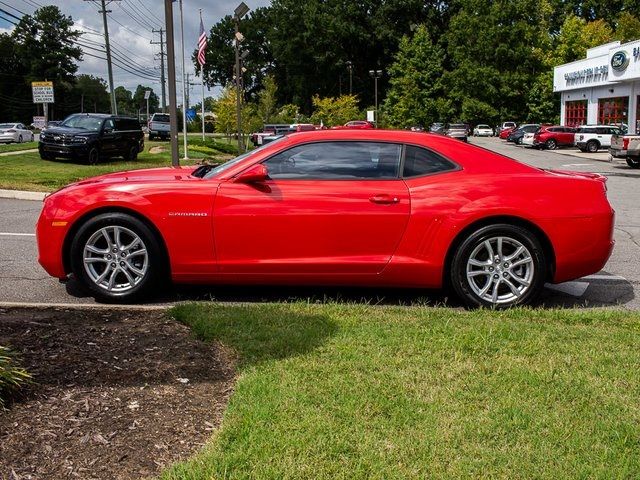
[403,145,457,177]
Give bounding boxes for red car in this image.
[499,127,516,139]
[37,130,614,308]
[533,125,577,150]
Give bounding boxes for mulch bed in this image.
[0,307,235,480]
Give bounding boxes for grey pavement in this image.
[0,138,638,308]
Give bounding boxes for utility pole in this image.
[369,69,382,126]
[164,0,179,167]
[179,0,188,160]
[151,29,167,113]
[86,0,119,114]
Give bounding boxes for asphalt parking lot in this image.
[0,137,638,308]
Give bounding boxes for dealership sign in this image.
[611,51,630,72]
[32,81,54,103]
[564,65,608,81]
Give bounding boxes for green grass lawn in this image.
[0,141,38,153]
[164,304,640,479]
[0,140,232,192]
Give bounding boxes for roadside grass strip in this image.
[164,304,640,479]
[0,141,38,153]
[0,143,228,192]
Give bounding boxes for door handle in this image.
[369,194,400,205]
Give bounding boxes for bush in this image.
[0,346,31,408]
[189,138,239,155]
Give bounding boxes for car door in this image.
[213,141,411,274]
[100,118,117,157]
[560,127,573,146]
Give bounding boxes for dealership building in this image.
[554,39,640,132]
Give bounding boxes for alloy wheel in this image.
[83,225,149,293]
[465,236,534,305]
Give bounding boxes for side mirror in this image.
[235,163,268,183]
[103,128,113,134]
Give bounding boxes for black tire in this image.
[70,213,166,302]
[545,139,557,150]
[516,137,523,145]
[450,224,547,308]
[87,147,99,165]
[124,144,138,161]
[578,147,587,152]
[18,135,23,143]
[586,140,599,153]
[627,157,640,169]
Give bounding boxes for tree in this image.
[74,75,110,113]
[114,86,133,115]
[615,12,640,42]
[132,85,159,115]
[256,75,279,123]
[309,95,359,126]
[383,25,445,128]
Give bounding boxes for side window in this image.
[114,119,126,131]
[104,119,115,131]
[264,141,402,180]
[596,127,608,135]
[402,145,457,178]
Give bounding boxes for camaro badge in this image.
[168,212,208,217]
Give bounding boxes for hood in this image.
[80,166,200,184]
[42,126,99,136]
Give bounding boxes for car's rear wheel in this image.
[586,140,599,153]
[87,147,100,165]
[124,144,138,161]
[18,135,23,143]
[450,224,547,308]
[545,139,557,150]
[627,157,640,169]
[70,213,164,302]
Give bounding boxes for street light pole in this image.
[369,69,382,126]
[233,2,249,154]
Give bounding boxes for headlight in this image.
[71,136,88,144]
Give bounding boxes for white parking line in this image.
[0,232,35,237]
[582,274,627,282]
[561,163,592,167]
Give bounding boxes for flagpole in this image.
[179,0,189,160]
[200,9,206,142]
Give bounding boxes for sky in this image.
[0,0,269,107]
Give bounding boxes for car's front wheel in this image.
[586,140,599,153]
[87,147,100,165]
[450,224,547,308]
[545,139,557,150]
[70,213,165,302]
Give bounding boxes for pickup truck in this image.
[148,113,170,141]
[610,134,640,168]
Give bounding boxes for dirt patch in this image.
[0,308,235,480]
[148,146,166,154]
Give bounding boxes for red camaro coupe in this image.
[37,130,614,307]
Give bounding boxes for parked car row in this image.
[498,123,628,155]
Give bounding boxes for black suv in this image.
[39,114,144,164]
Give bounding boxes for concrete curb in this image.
[0,148,38,157]
[0,301,170,311]
[0,189,47,201]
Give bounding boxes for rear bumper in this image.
[609,148,640,158]
[541,210,615,283]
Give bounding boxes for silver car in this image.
[445,123,468,142]
[0,123,34,143]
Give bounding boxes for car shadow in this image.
[64,274,636,310]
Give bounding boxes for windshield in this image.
[61,115,104,131]
[203,136,287,179]
[477,124,489,129]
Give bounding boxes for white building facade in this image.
[554,40,640,133]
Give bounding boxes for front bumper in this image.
[36,197,68,279]
[39,142,91,159]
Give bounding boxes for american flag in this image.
[197,16,207,66]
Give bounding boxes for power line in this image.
[151,28,167,111]
[107,13,152,41]
[133,0,163,26]
[0,1,26,16]
[116,0,158,31]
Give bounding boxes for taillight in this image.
[623,138,629,149]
